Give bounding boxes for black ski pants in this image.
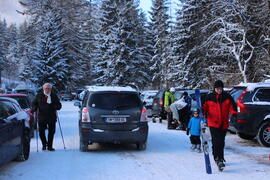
[190,135,201,145]
[39,121,56,148]
[209,127,227,160]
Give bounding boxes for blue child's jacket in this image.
[187,117,201,136]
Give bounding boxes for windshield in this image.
[88,92,141,110]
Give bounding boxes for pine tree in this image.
[0,19,8,74]
[32,10,69,91]
[244,0,270,82]
[148,0,170,89]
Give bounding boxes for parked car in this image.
[140,90,158,117]
[74,86,148,152]
[151,89,210,124]
[0,97,31,166]
[14,88,36,104]
[0,94,35,135]
[230,82,270,147]
[61,91,74,101]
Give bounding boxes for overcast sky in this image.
[0,0,26,25]
[0,0,178,25]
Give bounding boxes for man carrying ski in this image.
[202,80,237,171]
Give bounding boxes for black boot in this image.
[48,147,55,151]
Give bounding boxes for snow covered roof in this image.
[86,86,137,92]
[235,82,270,91]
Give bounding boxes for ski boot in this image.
[215,158,225,171]
[196,144,202,153]
[190,144,196,151]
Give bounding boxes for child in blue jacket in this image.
[186,108,201,153]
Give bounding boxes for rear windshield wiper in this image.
[115,104,134,108]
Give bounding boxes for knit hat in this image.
[214,80,224,89]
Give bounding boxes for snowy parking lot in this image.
[0,101,269,180]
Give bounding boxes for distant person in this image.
[164,87,175,127]
[170,97,187,129]
[186,108,201,153]
[202,80,237,170]
[178,91,192,130]
[32,83,62,151]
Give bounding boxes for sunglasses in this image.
[193,112,199,114]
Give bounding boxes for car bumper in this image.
[80,123,148,144]
[232,114,258,136]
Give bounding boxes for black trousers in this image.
[209,127,227,160]
[179,107,190,129]
[190,135,201,145]
[39,121,56,148]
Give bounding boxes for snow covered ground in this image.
[0,101,269,180]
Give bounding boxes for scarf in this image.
[44,91,52,104]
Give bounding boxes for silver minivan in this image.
[74,86,149,151]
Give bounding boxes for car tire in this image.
[80,139,88,152]
[257,121,270,147]
[238,132,255,140]
[137,142,146,150]
[16,129,30,161]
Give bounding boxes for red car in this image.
[0,94,35,134]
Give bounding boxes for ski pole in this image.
[57,112,66,149]
[35,111,39,152]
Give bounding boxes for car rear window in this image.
[88,92,141,110]
[10,97,30,109]
[230,87,245,102]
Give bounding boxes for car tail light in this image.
[159,99,163,107]
[140,108,147,122]
[236,89,248,113]
[82,107,90,122]
[237,119,247,123]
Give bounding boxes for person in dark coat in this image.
[32,83,62,151]
[202,80,237,168]
[177,91,192,130]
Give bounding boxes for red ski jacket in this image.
[202,92,237,130]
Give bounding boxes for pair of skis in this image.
[194,90,213,174]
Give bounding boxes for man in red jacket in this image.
[203,80,237,170]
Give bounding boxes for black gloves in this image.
[186,128,190,136]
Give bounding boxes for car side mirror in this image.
[74,101,81,108]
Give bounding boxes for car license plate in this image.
[106,117,126,123]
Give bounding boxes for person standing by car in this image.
[202,80,237,170]
[32,83,62,151]
[164,87,176,127]
[177,91,192,130]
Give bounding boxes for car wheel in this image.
[238,132,255,140]
[136,142,146,150]
[80,139,88,152]
[257,121,270,147]
[16,129,30,161]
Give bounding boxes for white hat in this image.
[170,87,175,92]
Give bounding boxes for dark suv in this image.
[230,82,270,147]
[74,86,148,151]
